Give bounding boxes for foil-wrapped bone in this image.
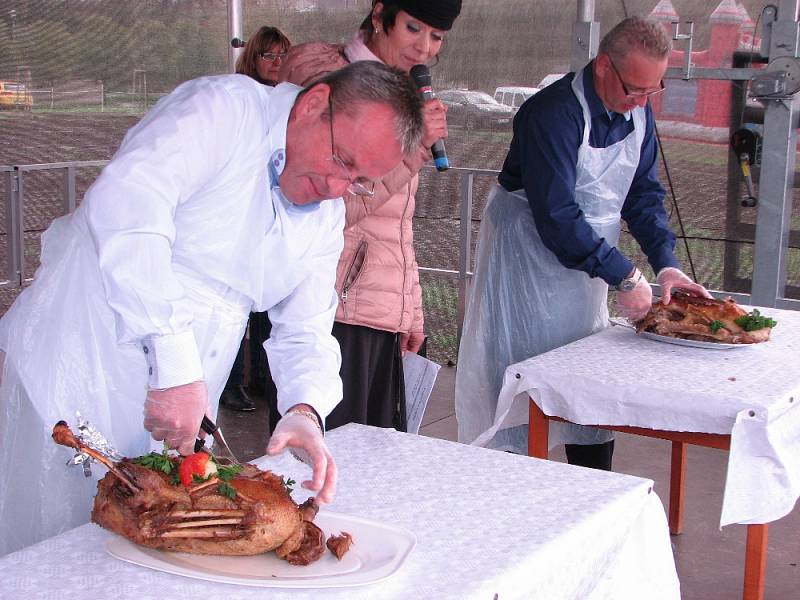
[63,412,123,477]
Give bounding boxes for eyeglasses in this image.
[327,98,376,197]
[259,51,287,62]
[607,56,665,99]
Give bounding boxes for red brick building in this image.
[649,0,760,142]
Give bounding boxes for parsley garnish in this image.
[217,482,237,499]
[133,448,174,474]
[192,473,212,484]
[283,477,296,494]
[734,309,777,332]
[709,320,724,333]
[216,464,243,482]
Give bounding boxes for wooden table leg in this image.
[527,398,549,459]
[743,524,768,600]
[669,441,686,535]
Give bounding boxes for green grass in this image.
[659,139,731,167]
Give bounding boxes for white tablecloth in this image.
[0,424,679,599]
[477,307,800,527]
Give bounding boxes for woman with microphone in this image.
[278,0,461,432]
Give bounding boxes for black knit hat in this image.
[384,0,462,31]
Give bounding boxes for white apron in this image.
[0,210,250,556]
[456,66,646,453]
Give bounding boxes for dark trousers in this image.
[564,439,615,471]
[225,312,271,390]
[324,322,407,432]
[226,337,245,388]
[248,311,272,391]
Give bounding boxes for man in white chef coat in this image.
[0,60,424,556]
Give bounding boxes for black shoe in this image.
[220,385,256,412]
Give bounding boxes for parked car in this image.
[537,73,567,90]
[0,81,33,110]
[493,86,539,111]
[438,89,515,129]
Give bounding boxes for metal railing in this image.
[1,161,798,324]
[1,161,107,287]
[418,165,800,322]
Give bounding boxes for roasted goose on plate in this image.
[635,291,776,344]
[52,421,338,565]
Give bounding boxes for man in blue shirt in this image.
[456,17,710,469]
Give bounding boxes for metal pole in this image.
[14,168,25,283]
[227,0,243,74]
[750,0,800,307]
[577,0,595,23]
[571,0,599,72]
[63,166,76,214]
[1,167,18,287]
[457,171,474,349]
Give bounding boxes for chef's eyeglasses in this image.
[607,56,665,98]
[259,51,287,62]
[327,98,376,197]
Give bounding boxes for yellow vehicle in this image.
[0,81,33,110]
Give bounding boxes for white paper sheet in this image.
[402,353,440,434]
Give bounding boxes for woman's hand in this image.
[421,98,448,149]
[400,331,425,355]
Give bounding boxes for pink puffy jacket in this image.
[279,41,427,336]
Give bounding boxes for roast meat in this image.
[52,421,326,563]
[635,291,774,344]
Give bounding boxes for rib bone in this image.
[169,509,245,519]
[160,529,239,539]
[168,518,243,528]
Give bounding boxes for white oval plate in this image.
[638,331,754,350]
[106,510,415,588]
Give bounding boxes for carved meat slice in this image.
[635,292,773,344]
[327,531,354,560]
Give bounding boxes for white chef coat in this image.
[0,74,345,556]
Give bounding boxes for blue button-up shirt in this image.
[498,65,678,285]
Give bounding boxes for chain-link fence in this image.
[0,0,796,365]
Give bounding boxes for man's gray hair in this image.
[599,16,672,62]
[304,61,424,155]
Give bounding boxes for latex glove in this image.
[267,407,337,504]
[614,273,653,321]
[143,380,208,456]
[421,98,448,149]
[400,331,425,355]
[657,267,713,305]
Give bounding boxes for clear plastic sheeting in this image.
[0,208,245,556]
[455,187,615,452]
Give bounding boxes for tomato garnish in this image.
[178,452,210,486]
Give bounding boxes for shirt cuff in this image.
[604,253,636,287]
[142,330,203,390]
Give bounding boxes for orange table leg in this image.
[743,523,768,600]
[669,441,686,535]
[527,398,549,459]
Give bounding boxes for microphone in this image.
[231,37,246,48]
[409,64,449,172]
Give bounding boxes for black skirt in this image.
[325,322,407,432]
